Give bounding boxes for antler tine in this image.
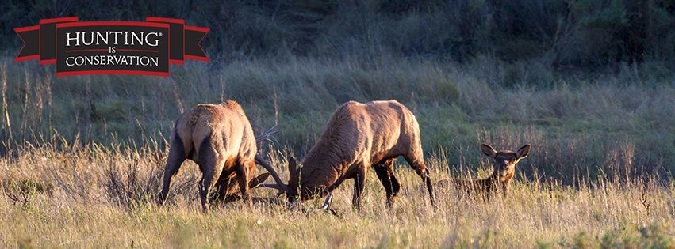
[253,125,287,193]
[319,192,333,210]
[255,154,288,192]
[256,125,278,143]
[258,183,287,194]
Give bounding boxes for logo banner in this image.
[15,17,209,77]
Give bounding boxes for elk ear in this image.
[516,144,531,159]
[480,144,497,158]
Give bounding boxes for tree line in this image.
[2,0,675,74]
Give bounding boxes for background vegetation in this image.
[1,54,673,184]
[3,0,675,70]
[1,0,674,247]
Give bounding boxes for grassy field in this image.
[1,54,674,247]
[1,55,674,182]
[0,143,673,248]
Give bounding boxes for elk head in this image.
[480,144,530,183]
[258,157,315,204]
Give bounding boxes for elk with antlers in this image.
[158,100,266,211]
[265,100,435,209]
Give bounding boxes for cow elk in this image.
[436,144,530,199]
[272,100,436,209]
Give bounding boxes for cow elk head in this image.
[480,143,530,196]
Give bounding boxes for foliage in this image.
[2,55,674,184]
[2,0,675,71]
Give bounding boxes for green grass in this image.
[2,55,674,181]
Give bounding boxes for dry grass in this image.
[1,54,674,247]
[0,142,672,248]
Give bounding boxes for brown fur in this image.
[158,100,258,211]
[436,144,530,199]
[288,100,435,209]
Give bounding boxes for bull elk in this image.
[436,144,530,198]
[158,100,265,211]
[265,100,436,209]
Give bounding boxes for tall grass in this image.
[2,1,674,246]
[1,54,674,183]
[0,141,673,248]
[1,54,673,246]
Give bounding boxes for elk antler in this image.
[256,125,278,143]
[253,125,288,193]
[255,155,288,193]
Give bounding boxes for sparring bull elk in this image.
[263,100,436,209]
[158,100,437,212]
[158,100,271,211]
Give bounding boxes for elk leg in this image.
[424,170,436,208]
[374,161,395,208]
[404,156,436,208]
[198,167,216,212]
[502,181,510,198]
[215,159,237,201]
[387,161,401,205]
[197,136,217,212]
[235,160,254,206]
[351,167,367,210]
[158,134,187,205]
[215,170,236,202]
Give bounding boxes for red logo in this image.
[15,17,209,77]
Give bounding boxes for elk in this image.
[278,100,436,209]
[158,100,262,211]
[436,144,530,198]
